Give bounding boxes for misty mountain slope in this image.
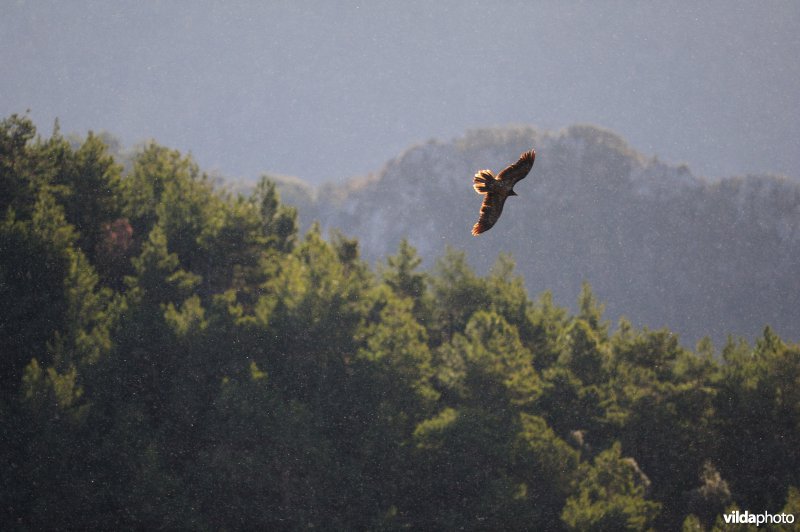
[283,125,800,345]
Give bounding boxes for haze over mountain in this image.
[3,1,799,185]
[277,124,800,346]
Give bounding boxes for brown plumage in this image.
[471,149,536,235]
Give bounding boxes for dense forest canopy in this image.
[1,114,798,530]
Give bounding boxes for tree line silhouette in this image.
[1,114,798,530]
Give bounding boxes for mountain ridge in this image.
[268,124,799,346]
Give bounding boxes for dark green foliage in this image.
[2,115,798,529]
[713,328,800,512]
[561,442,661,531]
[253,176,298,253]
[1,197,72,387]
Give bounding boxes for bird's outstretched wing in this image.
[496,149,536,185]
[472,191,508,236]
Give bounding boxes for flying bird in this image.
[471,149,536,235]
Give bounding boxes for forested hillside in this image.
[290,125,800,346]
[1,114,799,530]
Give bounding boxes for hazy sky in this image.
[3,1,799,184]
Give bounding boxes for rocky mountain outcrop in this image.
[276,124,800,345]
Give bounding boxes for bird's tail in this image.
[473,170,495,194]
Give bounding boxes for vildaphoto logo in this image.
[723,510,795,526]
